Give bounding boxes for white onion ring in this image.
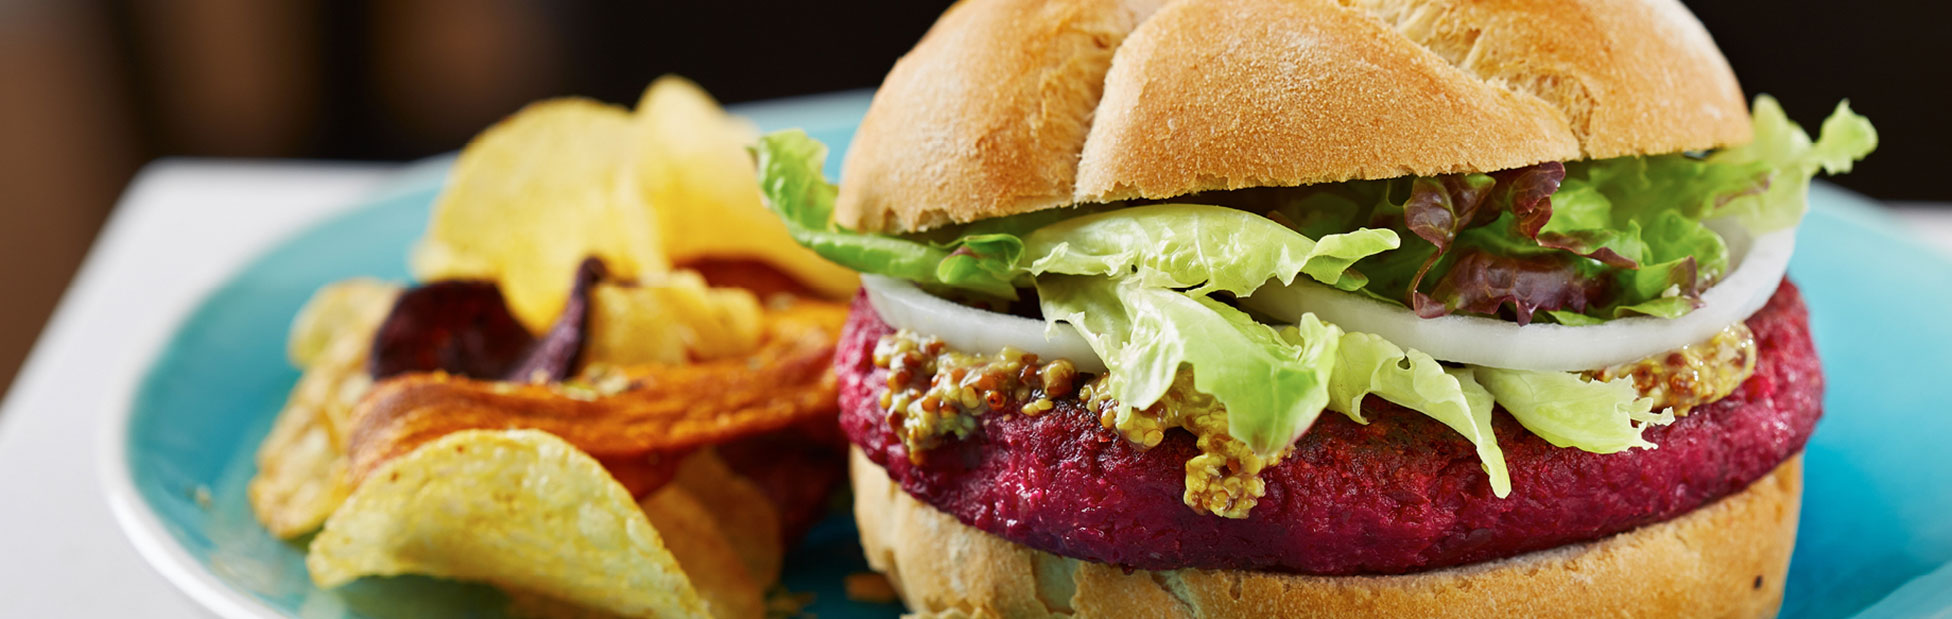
[1241,219,1797,371]
[865,219,1793,374]
[861,274,1107,373]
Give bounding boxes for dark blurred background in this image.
[0,0,1943,398]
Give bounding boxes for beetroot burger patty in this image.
[836,282,1822,575]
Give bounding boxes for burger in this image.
[756,0,1875,616]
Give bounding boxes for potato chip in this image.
[251,280,398,539]
[307,429,709,618]
[600,450,688,499]
[639,484,764,619]
[289,278,402,368]
[672,449,783,587]
[412,98,667,332]
[343,299,846,484]
[585,270,765,367]
[249,385,354,539]
[633,75,858,300]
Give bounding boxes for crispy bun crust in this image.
[852,448,1802,619]
[838,0,1749,232]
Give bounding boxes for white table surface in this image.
[1,159,1949,617]
[0,160,398,617]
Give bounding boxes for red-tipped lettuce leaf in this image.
[1414,247,1610,325]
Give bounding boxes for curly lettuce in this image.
[1025,205,1398,293]
[1024,206,1397,454]
[1039,275,1342,455]
[1703,96,1878,232]
[1328,332,1509,496]
[753,130,1025,297]
[1475,369,1673,454]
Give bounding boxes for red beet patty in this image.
[838,281,1823,575]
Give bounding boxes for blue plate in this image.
[103,91,1952,618]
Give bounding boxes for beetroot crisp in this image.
[837,282,1823,575]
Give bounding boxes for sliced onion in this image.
[861,275,1107,373]
[1242,219,1796,371]
[865,220,1793,374]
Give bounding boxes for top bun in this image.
[837,0,1750,233]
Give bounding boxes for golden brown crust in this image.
[836,0,1168,232]
[1349,0,1750,159]
[852,447,1802,619]
[1074,0,1582,204]
[840,0,1750,233]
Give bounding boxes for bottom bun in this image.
[851,447,1802,618]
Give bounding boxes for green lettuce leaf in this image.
[1327,332,1510,497]
[1037,275,1339,455]
[1474,368,1672,454]
[1710,96,1878,232]
[1537,96,1875,300]
[1019,205,1402,456]
[1024,204,1400,293]
[752,130,1022,298]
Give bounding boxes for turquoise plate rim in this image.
[96,193,406,619]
